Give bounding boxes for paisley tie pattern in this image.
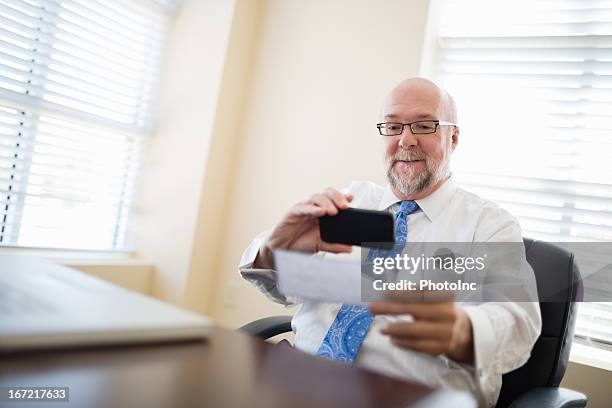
[316,200,419,363]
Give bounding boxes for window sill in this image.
[0,245,135,262]
[0,245,155,266]
[0,246,155,295]
[570,338,612,372]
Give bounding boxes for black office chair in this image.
[240,238,587,407]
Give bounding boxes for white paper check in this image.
[274,249,383,304]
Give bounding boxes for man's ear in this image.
[451,126,460,152]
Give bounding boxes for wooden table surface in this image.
[0,326,472,408]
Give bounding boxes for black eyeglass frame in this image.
[376,120,457,136]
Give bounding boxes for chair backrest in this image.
[495,238,581,408]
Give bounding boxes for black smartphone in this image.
[319,208,395,249]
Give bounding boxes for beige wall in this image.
[132,0,431,323]
[131,0,240,304]
[68,262,154,295]
[562,361,612,408]
[181,0,263,315]
[205,0,431,327]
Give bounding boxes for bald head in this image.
[382,78,457,124]
[380,77,459,199]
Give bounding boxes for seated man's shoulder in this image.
[456,187,522,240]
[456,187,514,217]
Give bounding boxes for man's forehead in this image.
[382,100,440,120]
[383,112,436,121]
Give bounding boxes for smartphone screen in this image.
[319,208,394,249]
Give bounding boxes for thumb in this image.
[320,242,353,254]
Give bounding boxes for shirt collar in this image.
[378,176,457,222]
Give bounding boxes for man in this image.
[239,78,541,407]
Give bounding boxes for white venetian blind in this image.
[0,0,172,250]
[434,0,612,345]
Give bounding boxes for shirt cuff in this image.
[240,269,293,306]
[461,305,500,379]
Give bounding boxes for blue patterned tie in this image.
[316,200,419,362]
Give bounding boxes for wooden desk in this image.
[0,327,474,407]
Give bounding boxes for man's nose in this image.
[398,127,418,149]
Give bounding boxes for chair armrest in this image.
[238,315,293,339]
[508,387,587,408]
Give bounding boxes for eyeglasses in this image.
[376,120,456,136]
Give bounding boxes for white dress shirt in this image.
[238,177,542,407]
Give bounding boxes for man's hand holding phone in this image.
[254,188,354,269]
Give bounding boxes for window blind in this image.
[434,0,612,346]
[0,0,171,250]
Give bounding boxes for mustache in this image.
[389,150,426,163]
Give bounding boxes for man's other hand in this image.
[254,188,354,269]
[369,291,475,364]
